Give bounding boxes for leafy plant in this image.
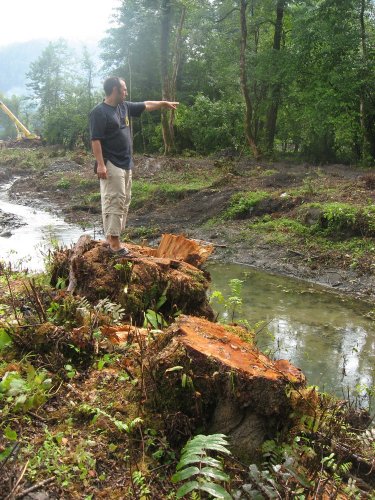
[210,279,244,323]
[132,470,151,499]
[0,365,52,413]
[114,261,133,284]
[172,433,232,499]
[26,430,97,487]
[57,177,71,189]
[78,403,142,434]
[0,328,12,350]
[94,298,126,325]
[143,285,169,330]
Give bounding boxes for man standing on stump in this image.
[90,76,179,256]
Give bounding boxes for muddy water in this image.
[208,263,375,403]
[0,180,98,270]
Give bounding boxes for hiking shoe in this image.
[108,246,131,257]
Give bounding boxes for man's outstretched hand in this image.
[144,101,180,112]
[163,101,179,110]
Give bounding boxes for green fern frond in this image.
[173,433,232,499]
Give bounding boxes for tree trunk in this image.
[239,0,261,158]
[359,0,375,160]
[265,0,286,152]
[168,5,187,148]
[160,0,174,155]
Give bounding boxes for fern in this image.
[77,297,90,311]
[172,434,232,499]
[94,298,125,324]
[78,403,142,433]
[358,426,375,447]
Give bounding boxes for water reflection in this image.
[208,263,375,401]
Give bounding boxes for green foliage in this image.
[252,217,309,236]
[223,192,269,220]
[0,365,52,413]
[319,203,375,237]
[172,433,232,499]
[174,96,244,154]
[26,429,97,487]
[299,202,375,237]
[143,284,169,330]
[78,403,143,434]
[25,40,98,148]
[210,278,247,325]
[2,0,373,161]
[132,470,151,498]
[56,177,71,189]
[0,328,12,350]
[93,298,126,325]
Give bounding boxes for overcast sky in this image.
[0,0,121,47]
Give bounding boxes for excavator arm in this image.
[0,100,39,140]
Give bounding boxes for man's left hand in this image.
[163,101,179,110]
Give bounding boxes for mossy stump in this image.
[50,235,214,325]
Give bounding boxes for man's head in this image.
[103,76,128,104]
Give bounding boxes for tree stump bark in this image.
[146,315,305,459]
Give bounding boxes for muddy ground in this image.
[1,148,375,302]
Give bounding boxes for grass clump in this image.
[252,215,309,235]
[302,202,375,237]
[223,191,269,219]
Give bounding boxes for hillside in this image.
[0,39,101,97]
[0,40,48,95]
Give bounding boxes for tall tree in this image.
[359,0,375,161]
[265,0,287,152]
[160,0,187,154]
[239,0,261,158]
[26,40,72,119]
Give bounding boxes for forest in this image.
[1,0,375,164]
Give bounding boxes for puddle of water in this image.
[0,180,99,271]
[208,263,375,404]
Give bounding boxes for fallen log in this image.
[146,315,305,460]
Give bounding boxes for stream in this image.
[0,179,97,270]
[0,181,374,405]
[208,263,374,405]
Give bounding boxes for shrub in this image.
[308,203,375,237]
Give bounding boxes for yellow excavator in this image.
[0,99,40,147]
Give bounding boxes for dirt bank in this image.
[1,147,374,301]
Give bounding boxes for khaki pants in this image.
[100,160,132,237]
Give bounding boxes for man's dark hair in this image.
[103,76,123,96]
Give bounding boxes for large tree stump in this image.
[50,235,214,324]
[146,315,305,460]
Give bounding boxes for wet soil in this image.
[1,150,375,301]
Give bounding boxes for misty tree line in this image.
[1,0,375,164]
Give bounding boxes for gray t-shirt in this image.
[89,101,145,170]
